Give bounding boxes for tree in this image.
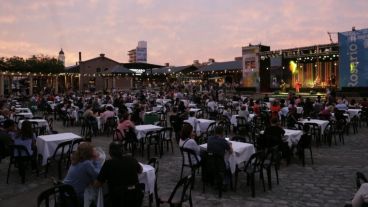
[0,55,64,73]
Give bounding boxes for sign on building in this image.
[339,28,368,88]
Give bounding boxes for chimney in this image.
[165,63,170,67]
[208,58,215,63]
[79,52,82,62]
[193,60,200,65]
[100,53,105,57]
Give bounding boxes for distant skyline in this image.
[1,0,367,66]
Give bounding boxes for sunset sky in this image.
[0,0,367,66]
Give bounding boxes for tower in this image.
[58,48,65,65]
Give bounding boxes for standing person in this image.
[95,142,143,207]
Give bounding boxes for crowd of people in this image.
[0,81,368,206]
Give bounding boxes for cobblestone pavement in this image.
[1,119,367,207]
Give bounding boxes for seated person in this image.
[286,107,298,129]
[238,106,249,119]
[117,112,135,138]
[351,183,368,207]
[186,111,199,135]
[13,121,36,157]
[270,101,281,120]
[335,99,348,111]
[63,142,102,204]
[179,124,201,164]
[253,100,261,116]
[263,118,285,148]
[100,106,116,125]
[207,126,233,185]
[0,119,16,159]
[319,105,333,121]
[95,142,143,207]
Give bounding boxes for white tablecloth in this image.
[347,109,362,118]
[37,133,81,165]
[230,114,255,126]
[200,141,255,174]
[139,164,156,194]
[188,103,197,108]
[156,99,171,105]
[15,108,32,113]
[297,107,303,114]
[189,118,215,133]
[284,129,303,147]
[298,119,329,135]
[18,119,50,133]
[152,106,163,112]
[135,125,163,140]
[125,103,135,108]
[16,112,33,118]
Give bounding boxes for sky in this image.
[0,0,367,66]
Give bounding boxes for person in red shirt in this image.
[270,100,281,120]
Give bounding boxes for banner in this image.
[338,28,368,88]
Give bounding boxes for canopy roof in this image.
[196,60,242,72]
[110,65,135,74]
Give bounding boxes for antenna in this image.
[327,32,337,44]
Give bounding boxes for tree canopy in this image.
[0,55,64,73]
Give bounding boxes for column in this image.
[29,75,33,95]
[8,76,12,95]
[78,75,82,92]
[112,77,116,89]
[54,76,59,94]
[70,76,74,90]
[0,75,4,96]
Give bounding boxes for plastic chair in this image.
[37,184,79,207]
[242,151,266,197]
[158,175,194,207]
[147,157,159,207]
[179,147,201,182]
[297,133,314,166]
[7,145,38,184]
[45,140,73,180]
[202,152,227,198]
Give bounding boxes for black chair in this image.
[157,175,194,207]
[124,127,139,156]
[161,127,174,153]
[335,118,347,145]
[112,128,124,142]
[197,122,216,144]
[66,138,85,167]
[45,140,73,179]
[351,115,359,134]
[241,151,266,197]
[147,158,159,207]
[262,146,281,190]
[105,116,118,136]
[297,132,314,166]
[324,121,336,146]
[217,119,231,136]
[179,147,201,182]
[304,123,321,146]
[7,145,38,184]
[145,130,162,159]
[356,171,368,190]
[37,184,79,207]
[202,152,227,198]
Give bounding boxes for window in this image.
[96,68,101,73]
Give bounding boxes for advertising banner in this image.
[338,28,368,88]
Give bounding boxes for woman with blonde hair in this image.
[64,142,102,204]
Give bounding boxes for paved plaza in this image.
[0,119,367,207]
